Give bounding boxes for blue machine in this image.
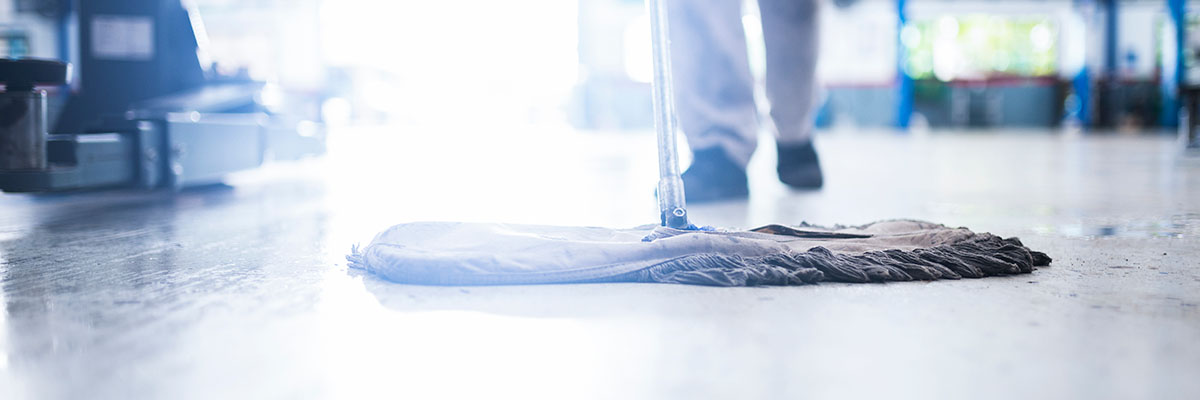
[0,0,324,192]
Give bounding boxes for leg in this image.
[759,0,819,144]
[666,0,759,168]
[759,0,824,188]
[666,0,758,202]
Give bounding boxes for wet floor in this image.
[0,127,1197,399]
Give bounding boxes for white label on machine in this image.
[91,15,154,61]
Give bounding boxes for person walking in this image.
[668,0,824,202]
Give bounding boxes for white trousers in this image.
[667,0,820,167]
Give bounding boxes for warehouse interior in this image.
[0,0,1198,399]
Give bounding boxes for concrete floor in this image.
[0,127,1197,399]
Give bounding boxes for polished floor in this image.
[0,126,1197,399]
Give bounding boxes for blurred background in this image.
[1,0,1195,134]
[3,0,1198,230]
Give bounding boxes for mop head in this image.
[347,220,1050,286]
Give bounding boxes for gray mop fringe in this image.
[604,234,1051,286]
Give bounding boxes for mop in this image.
[346,0,1050,286]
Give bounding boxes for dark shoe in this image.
[777,141,823,189]
[681,147,749,203]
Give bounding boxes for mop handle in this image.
[648,0,689,229]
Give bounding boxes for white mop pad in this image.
[348,220,1050,286]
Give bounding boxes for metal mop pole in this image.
[648,0,689,229]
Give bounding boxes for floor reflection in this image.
[0,178,331,398]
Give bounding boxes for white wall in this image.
[0,1,60,59]
[817,0,899,86]
[1116,2,1163,79]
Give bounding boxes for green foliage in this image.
[903,15,1058,80]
